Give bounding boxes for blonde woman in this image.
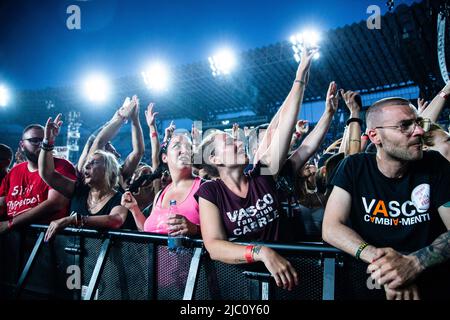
[38,114,129,242]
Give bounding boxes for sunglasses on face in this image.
[23,137,43,146]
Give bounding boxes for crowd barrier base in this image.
[1,225,448,300]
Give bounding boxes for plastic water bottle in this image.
[167,200,184,252]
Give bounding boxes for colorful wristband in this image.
[355,242,369,260]
[245,245,255,263]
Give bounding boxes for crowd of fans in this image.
[1,46,449,300]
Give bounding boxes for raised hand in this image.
[296,120,309,134]
[129,95,140,122]
[296,44,319,82]
[417,98,429,115]
[117,97,133,120]
[121,191,139,211]
[145,102,158,127]
[326,82,339,113]
[164,121,176,142]
[44,113,63,144]
[341,89,362,115]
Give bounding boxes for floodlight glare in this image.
[141,62,170,92]
[290,29,321,62]
[0,85,9,107]
[82,74,110,103]
[208,49,237,77]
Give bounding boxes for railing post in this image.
[14,232,45,299]
[322,257,336,300]
[83,238,111,300]
[183,247,203,300]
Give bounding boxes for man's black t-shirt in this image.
[330,151,449,253]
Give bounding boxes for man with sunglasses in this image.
[0,124,76,233]
[323,97,450,300]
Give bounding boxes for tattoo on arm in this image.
[412,231,450,269]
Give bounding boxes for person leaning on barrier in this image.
[0,124,76,234]
[38,114,129,242]
[322,97,450,300]
[194,46,318,291]
[121,133,201,237]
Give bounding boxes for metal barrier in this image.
[0,225,448,300]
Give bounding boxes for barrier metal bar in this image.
[83,238,111,300]
[14,232,45,299]
[29,225,341,255]
[183,247,203,300]
[322,257,335,300]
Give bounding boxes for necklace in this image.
[87,190,114,210]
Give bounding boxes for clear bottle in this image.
[167,200,184,252]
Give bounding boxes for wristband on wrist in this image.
[294,79,306,86]
[361,134,369,140]
[346,117,363,126]
[355,242,369,260]
[439,91,449,100]
[151,131,157,138]
[41,143,54,152]
[245,245,255,263]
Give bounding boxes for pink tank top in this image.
[143,177,201,233]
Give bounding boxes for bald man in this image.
[322,97,450,300]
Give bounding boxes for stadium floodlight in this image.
[208,49,237,77]
[141,62,170,92]
[82,74,110,103]
[0,85,9,107]
[290,30,321,62]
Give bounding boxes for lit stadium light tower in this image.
[0,85,10,107]
[290,30,321,62]
[82,74,111,103]
[208,49,237,77]
[141,62,170,92]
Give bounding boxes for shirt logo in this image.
[411,184,430,212]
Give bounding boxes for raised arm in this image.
[289,81,338,173]
[121,96,145,182]
[38,114,76,198]
[257,47,317,175]
[420,82,450,122]
[144,103,160,171]
[77,124,107,173]
[86,97,134,162]
[199,197,298,290]
[341,90,362,156]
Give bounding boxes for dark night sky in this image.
[0,0,418,90]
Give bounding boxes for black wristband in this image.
[346,117,363,126]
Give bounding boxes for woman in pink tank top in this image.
[121,134,201,236]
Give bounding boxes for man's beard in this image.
[383,138,424,161]
[23,148,39,164]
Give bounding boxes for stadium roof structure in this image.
[6,0,449,128]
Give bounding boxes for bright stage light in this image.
[141,62,170,92]
[0,85,9,107]
[82,74,110,103]
[208,49,237,77]
[290,30,321,62]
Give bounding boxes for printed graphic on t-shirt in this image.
[7,184,43,216]
[361,183,431,227]
[225,193,279,236]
